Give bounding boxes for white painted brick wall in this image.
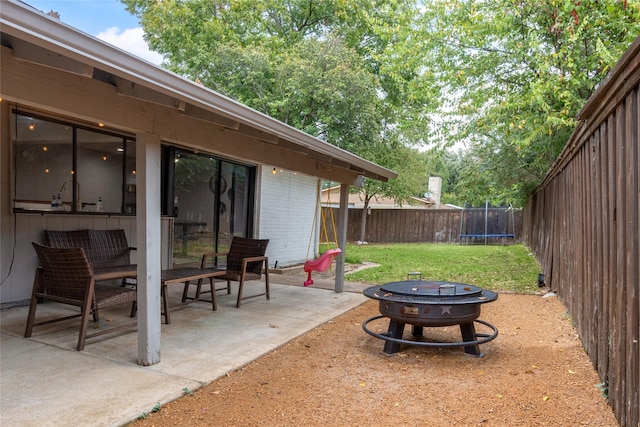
[257,167,319,267]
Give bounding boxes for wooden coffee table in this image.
[161,267,225,324]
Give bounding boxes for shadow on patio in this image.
[0,273,367,427]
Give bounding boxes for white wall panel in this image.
[0,214,173,304]
[258,168,319,268]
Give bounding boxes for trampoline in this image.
[459,201,516,244]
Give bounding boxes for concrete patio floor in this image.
[0,272,367,427]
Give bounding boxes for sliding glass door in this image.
[171,149,255,266]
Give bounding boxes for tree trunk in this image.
[359,196,371,242]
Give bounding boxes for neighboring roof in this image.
[320,186,436,209]
[0,0,397,183]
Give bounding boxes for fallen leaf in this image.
[496,394,503,399]
[543,396,550,401]
[568,369,576,374]
[360,382,366,387]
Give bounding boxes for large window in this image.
[12,111,135,213]
[170,149,255,265]
[11,110,257,266]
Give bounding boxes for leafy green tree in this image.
[123,0,433,237]
[355,137,430,241]
[417,0,640,205]
[120,0,638,209]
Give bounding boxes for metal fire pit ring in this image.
[362,315,498,355]
[363,280,499,357]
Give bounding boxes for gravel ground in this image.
[130,292,617,427]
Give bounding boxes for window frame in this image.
[11,109,135,215]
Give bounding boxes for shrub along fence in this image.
[321,207,523,244]
[523,37,639,427]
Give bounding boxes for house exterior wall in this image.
[0,8,350,304]
[0,116,318,305]
[0,163,319,305]
[257,168,319,267]
[0,214,174,306]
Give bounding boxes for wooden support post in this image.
[334,183,349,293]
[136,132,162,366]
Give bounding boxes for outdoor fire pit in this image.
[362,277,499,357]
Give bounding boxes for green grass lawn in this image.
[332,243,541,294]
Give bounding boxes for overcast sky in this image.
[22,0,163,64]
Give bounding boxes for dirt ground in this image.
[130,289,618,427]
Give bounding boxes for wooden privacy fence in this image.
[523,37,640,427]
[321,207,523,244]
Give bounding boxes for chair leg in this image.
[77,282,95,351]
[162,284,171,324]
[181,280,192,303]
[91,285,100,322]
[77,307,92,351]
[227,280,231,294]
[194,278,205,299]
[236,277,245,308]
[24,270,42,338]
[264,262,270,301]
[130,301,137,317]
[209,278,217,311]
[236,264,270,308]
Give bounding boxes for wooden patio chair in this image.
[25,243,137,351]
[44,229,137,287]
[183,237,270,308]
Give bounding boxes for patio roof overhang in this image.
[0,0,397,186]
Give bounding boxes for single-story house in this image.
[321,186,434,209]
[0,0,396,364]
[321,176,448,210]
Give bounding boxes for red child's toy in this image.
[303,248,342,286]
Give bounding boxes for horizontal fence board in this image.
[321,207,522,245]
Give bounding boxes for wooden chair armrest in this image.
[240,256,269,271]
[242,255,268,263]
[201,252,229,268]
